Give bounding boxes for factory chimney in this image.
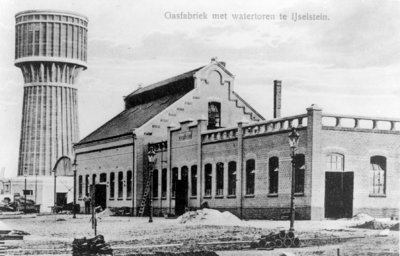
[273,80,282,119]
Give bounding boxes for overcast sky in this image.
[0,0,399,177]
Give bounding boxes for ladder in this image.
[138,171,153,217]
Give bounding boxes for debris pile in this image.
[351,213,374,222]
[177,209,242,226]
[250,230,301,250]
[72,235,113,255]
[352,220,400,230]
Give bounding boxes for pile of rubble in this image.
[72,235,113,255]
[353,220,399,230]
[177,209,242,226]
[250,230,301,250]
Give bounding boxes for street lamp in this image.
[23,168,28,214]
[72,159,78,219]
[288,127,300,231]
[147,147,156,223]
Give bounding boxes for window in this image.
[172,168,178,198]
[85,175,89,195]
[153,169,158,198]
[246,159,255,195]
[216,163,224,196]
[295,154,305,194]
[208,102,221,129]
[269,157,279,194]
[205,164,212,196]
[78,175,82,198]
[191,165,197,196]
[326,154,344,171]
[228,162,236,195]
[100,173,107,183]
[127,171,132,198]
[110,172,115,198]
[92,174,97,185]
[118,171,123,198]
[23,190,33,196]
[370,156,386,195]
[162,168,167,198]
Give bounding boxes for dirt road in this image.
[2,215,398,255]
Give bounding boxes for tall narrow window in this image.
[208,102,221,129]
[92,174,96,185]
[269,157,279,194]
[110,172,115,198]
[295,154,305,194]
[172,167,178,198]
[326,154,344,171]
[246,159,255,195]
[370,156,386,194]
[216,163,224,196]
[191,165,197,196]
[127,171,132,198]
[228,161,236,195]
[162,168,167,198]
[85,175,89,195]
[153,169,158,198]
[205,164,212,196]
[118,171,123,198]
[78,175,82,199]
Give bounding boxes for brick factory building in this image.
[75,59,400,220]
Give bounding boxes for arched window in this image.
[78,175,83,199]
[295,154,305,194]
[208,102,221,130]
[216,163,224,196]
[326,154,344,171]
[85,174,90,195]
[205,164,212,196]
[228,161,236,196]
[191,165,197,196]
[172,167,178,198]
[127,171,132,198]
[153,169,158,198]
[110,172,115,198]
[246,159,255,195]
[100,173,107,183]
[118,171,123,198]
[269,157,279,194]
[371,156,386,194]
[162,168,167,198]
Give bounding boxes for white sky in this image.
[0,0,399,178]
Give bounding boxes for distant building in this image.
[11,10,89,212]
[75,59,400,219]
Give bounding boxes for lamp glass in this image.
[147,148,156,163]
[23,168,28,177]
[288,128,300,148]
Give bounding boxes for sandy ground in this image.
[2,214,399,255]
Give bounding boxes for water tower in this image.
[14,10,88,176]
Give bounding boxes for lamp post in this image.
[288,128,300,231]
[147,147,156,223]
[23,168,28,214]
[72,159,78,219]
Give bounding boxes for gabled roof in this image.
[77,68,203,145]
[77,93,187,145]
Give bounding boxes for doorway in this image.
[94,184,107,210]
[175,167,189,216]
[325,172,354,219]
[56,193,67,207]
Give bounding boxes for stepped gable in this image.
[77,66,203,145]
